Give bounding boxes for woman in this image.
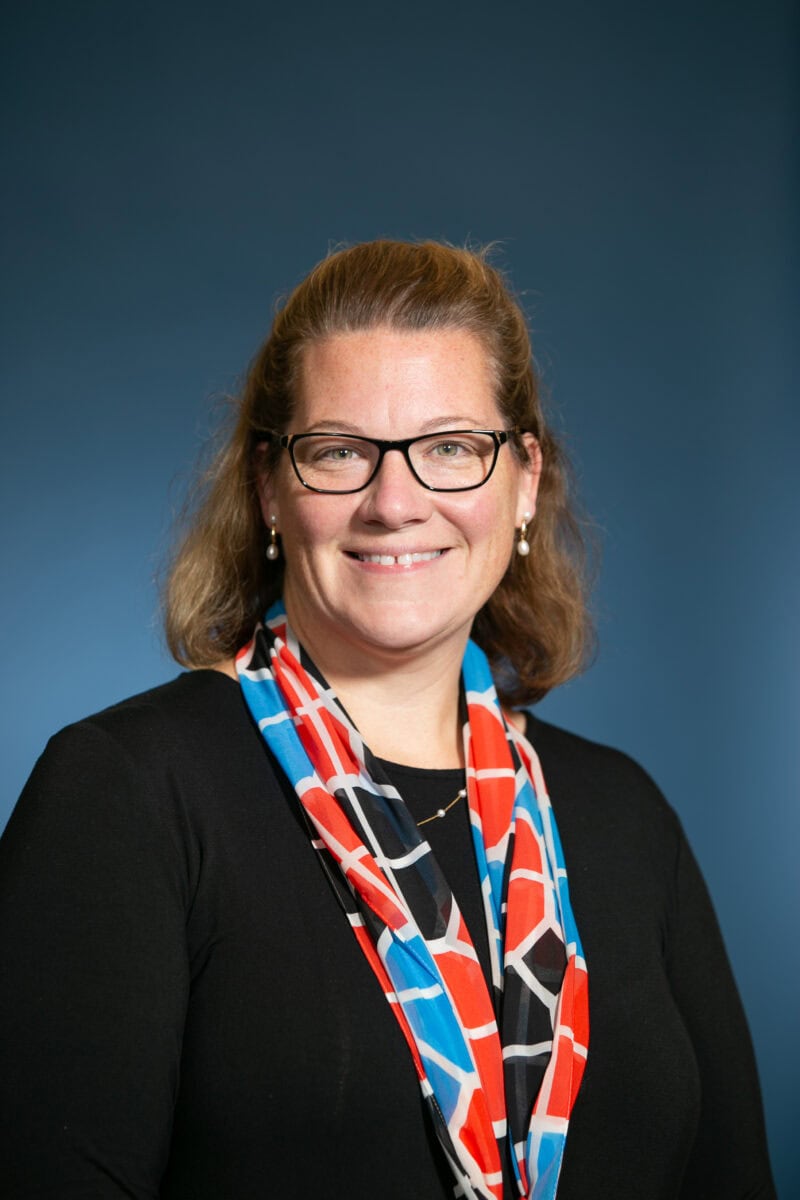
[0,241,775,1198]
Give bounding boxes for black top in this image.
[0,671,775,1199]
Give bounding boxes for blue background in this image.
[2,1,797,1191]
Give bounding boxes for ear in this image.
[516,433,542,525]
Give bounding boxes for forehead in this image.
[294,327,500,431]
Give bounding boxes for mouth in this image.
[347,549,445,566]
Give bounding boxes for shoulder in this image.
[525,710,662,796]
[523,715,699,965]
[80,667,246,737]
[7,671,265,847]
[42,670,251,771]
[524,711,666,801]
[523,710,684,866]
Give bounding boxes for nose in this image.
[356,448,433,526]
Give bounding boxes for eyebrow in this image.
[302,416,491,435]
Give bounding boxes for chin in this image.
[342,608,469,658]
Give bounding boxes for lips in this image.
[350,549,444,566]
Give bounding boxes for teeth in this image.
[356,550,442,565]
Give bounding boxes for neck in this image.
[211,609,527,764]
[286,611,468,769]
[331,658,465,769]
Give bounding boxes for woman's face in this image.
[260,327,540,671]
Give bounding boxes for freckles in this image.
[281,496,358,580]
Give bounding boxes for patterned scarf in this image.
[237,603,588,1199]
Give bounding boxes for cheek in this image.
[451,486,516,544]
[280,495,353,555]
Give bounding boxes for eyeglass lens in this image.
[291,432,499,492]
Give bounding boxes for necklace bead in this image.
[417,786,467,827]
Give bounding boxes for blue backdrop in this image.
[2,1,797,1191]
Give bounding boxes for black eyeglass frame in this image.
[255,429,519,494]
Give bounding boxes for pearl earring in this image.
[266,515,280,561]
[516,511,532,557]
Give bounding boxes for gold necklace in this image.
[416,786,467,827]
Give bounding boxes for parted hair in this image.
[164,239,593,704]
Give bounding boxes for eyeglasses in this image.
[257,429,517,494]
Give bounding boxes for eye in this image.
[296,436,373,471]
[422,434,488,459]
[316,444,362,462]
[431,440,466,458]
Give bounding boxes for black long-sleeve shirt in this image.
[0,670,775,1198]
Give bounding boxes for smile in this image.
[352,550,444,566]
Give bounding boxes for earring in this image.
[266,515,280,561]
[516,511,532,557]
